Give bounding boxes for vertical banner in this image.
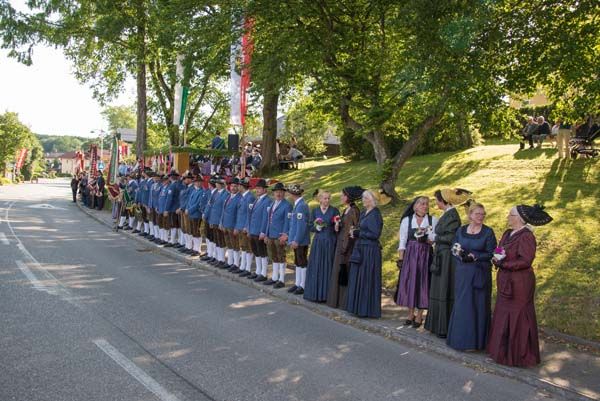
[240,17,254,128]
[15,148,28,171]
[108,135,119,184]
[173,55,189,129]
[230,18,243,127]
[90,144,99,177]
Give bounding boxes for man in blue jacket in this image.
[208,176,229,266]
[286,183,311,295]
[147,173,161,241]
[164,172,181,247]
[263,182,292,288]
[185,176,205,256]
[246,178,271,281]
[136,170,151,236]
[235,178,256,277]
[201,177,218,262]
[220,177,242,271]
[157,175,170,244]
[176,173,193,251]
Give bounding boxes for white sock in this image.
[129,217,135,227]
[247,253,254,272]
[179,230,185,245]
[149,222,154,234]
[220,247,226,262]
[207,241,213,257]
[239,252,246,270]
[234,251,240,267]
[262,257,269,277]
[271,262,279,281]
[136,221,142,231]
[170,228,177,244]
[279,263,286,282]
[295,267,300,287]
[299,267,307,288]
[144,222,149,233]
[119,216,126,227]
[254,255,261,274]
[155,226,160,238]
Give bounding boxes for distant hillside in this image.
[36,134,92,154]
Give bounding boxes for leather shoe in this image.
[274,281,285,289]
[238,271,250,277]
[132,229,140,234]
[140,232,148,237]
[200,255,210,261]
[287,285,298,293]
[229,266,240,273]
[255,275,267,282]
[247,273,258,279]
[147,235,155,240]
[164,243,174,248]
[263,279,276,285]
[293,287,304,295]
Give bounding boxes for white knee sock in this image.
[247,253,254,272]
[144,222,149,233]
[239,252,246,270]
[271,262,279,281]
[254,255,261,274]
[170,228,177,244]
[155,226,160,238]
[299,267,307,288]
[219,247,226,262]
[179,230,185,245]
[295,267,301,286]
[129,217,135,227]
[261,257,269,277]
[234,251,240,267]
[119,216,126,227]
[136,221,142,231]
[279,263,286,282]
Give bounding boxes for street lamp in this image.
[90,129,107,161]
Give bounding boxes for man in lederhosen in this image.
[200,176,218,262]
[157,175,170,244]
[263,182,292,288]
[185,175,205,256]
[176,173,193,251]
[208,176,229,267]
[220,177,242,271]
[147,172,161,241]
[164,172,181,247]
[286,184,311,295]
[246,179,271,281]
[235,178,256,276]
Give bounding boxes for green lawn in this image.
[272,144,600,342]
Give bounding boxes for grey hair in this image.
[362,190,378,206]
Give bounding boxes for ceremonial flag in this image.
[240,18,254,127]
[230,17,253,127]
[15,148,28,171]
[173,55,189,128]
[90,144,99,177]
[108,135,119,184]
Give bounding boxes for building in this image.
[58,150,111,175]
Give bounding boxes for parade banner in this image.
[90,144,99,177]
[240,17,254,128]
[173,55,189,128]
[107,135,119,184]
[15,148,28,171]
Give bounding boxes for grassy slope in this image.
[272,144,600,341]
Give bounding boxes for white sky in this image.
[0,46,135,138]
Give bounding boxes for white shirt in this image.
[397,214,438,251]
[294,197,304,207]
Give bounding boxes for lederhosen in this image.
[293,246,308,267]
[239,230,251,252]
[250,235,268,258]
[189,217,200,237]
[267,239,286,263]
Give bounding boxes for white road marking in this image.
[15,260,47,291]
[0,232,8,244]
[93,339,182,401]
[28,203,66,210]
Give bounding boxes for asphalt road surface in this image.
[0,180,560,401]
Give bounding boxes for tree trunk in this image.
[457,112,472,148]
[381,112,445,203]
[135,2,147,158]
[259,84,279,175]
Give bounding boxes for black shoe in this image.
[164,243,174,248]
[175,244,185,248]
[199,252,207,258]
[140,232,148,237]
[255,275,267,282]
[132,229,140,234]
[200,255,210,261]
[263,279,276,286]
[118,226,124,230]
[293,287,304,295]
[248,273,258,280]
[404,319,414,326]
[239,271,250,277]
[229,266,240,273]
[190,251,199,257]
[274,281,285,289]
[124,226,132,231]
[287,285,298,293]
[147,235,155,240]
[412,320,422,329]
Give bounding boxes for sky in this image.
[0,31,135,138]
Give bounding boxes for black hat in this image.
[193,175,203,182]
[215,176,226,185]
[231,177,242,185]
[271,182,286,192]
[286,183,304,195]
[516,204,553,226]
[209,175,217,184]
[161,175,169,181]
[255,178,268,188]
[168,171,180,178]
[240,178,251,188]
[342,186,365,202]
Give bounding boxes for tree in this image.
[281,90,330,156]
[101,105,137,132]
[0,111,43,179]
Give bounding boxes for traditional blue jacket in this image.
[127,179,138,201]
[235,190,255,231]
[186,187,204,219]
[138,178,151,205]
[179,183,192,210]
[157,183,169,214]
[221,192,241,229]
[265,199,292,239]
[208,189,229,226]
[248,194,271,236]
[202,188,217,220]
[164,180,181,213]
[149,180,161,209]
[288,197,310,246]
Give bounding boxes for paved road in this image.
[0,180,560,401]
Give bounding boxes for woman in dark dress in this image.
[326,186,363,309]
[304,191,340,302]
[487,205,552,367]
[446,202,497,351]
[425,189,471,338]
[395,196,438,328]
[346,190,384,318]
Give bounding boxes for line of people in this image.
[111,170,552,369]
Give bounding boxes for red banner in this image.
[15,148,28,171]
[240,17,254,128]
[90,144,99,177]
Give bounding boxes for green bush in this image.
[0,177,12,186]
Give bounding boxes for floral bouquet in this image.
[451,243,464,257]
[332,215,341,225]
[493,246,506,261]
[414,226,433,243]
[314,217,327,231]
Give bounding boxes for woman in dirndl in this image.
[395,196,438,328]
[326,186,363,309]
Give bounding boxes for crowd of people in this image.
[73,167,552,369]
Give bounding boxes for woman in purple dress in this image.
[346,190,384,318]
[487,205,552,367]
[446,202,497,351]
[395,196,438,328]
[304,191,340,302]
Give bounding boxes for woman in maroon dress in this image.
[487,204,552,367]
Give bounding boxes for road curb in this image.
[75,201,597,401]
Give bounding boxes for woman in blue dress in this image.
[304,190,340,302]
[446,202,497,351]
[346,190,384,318]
